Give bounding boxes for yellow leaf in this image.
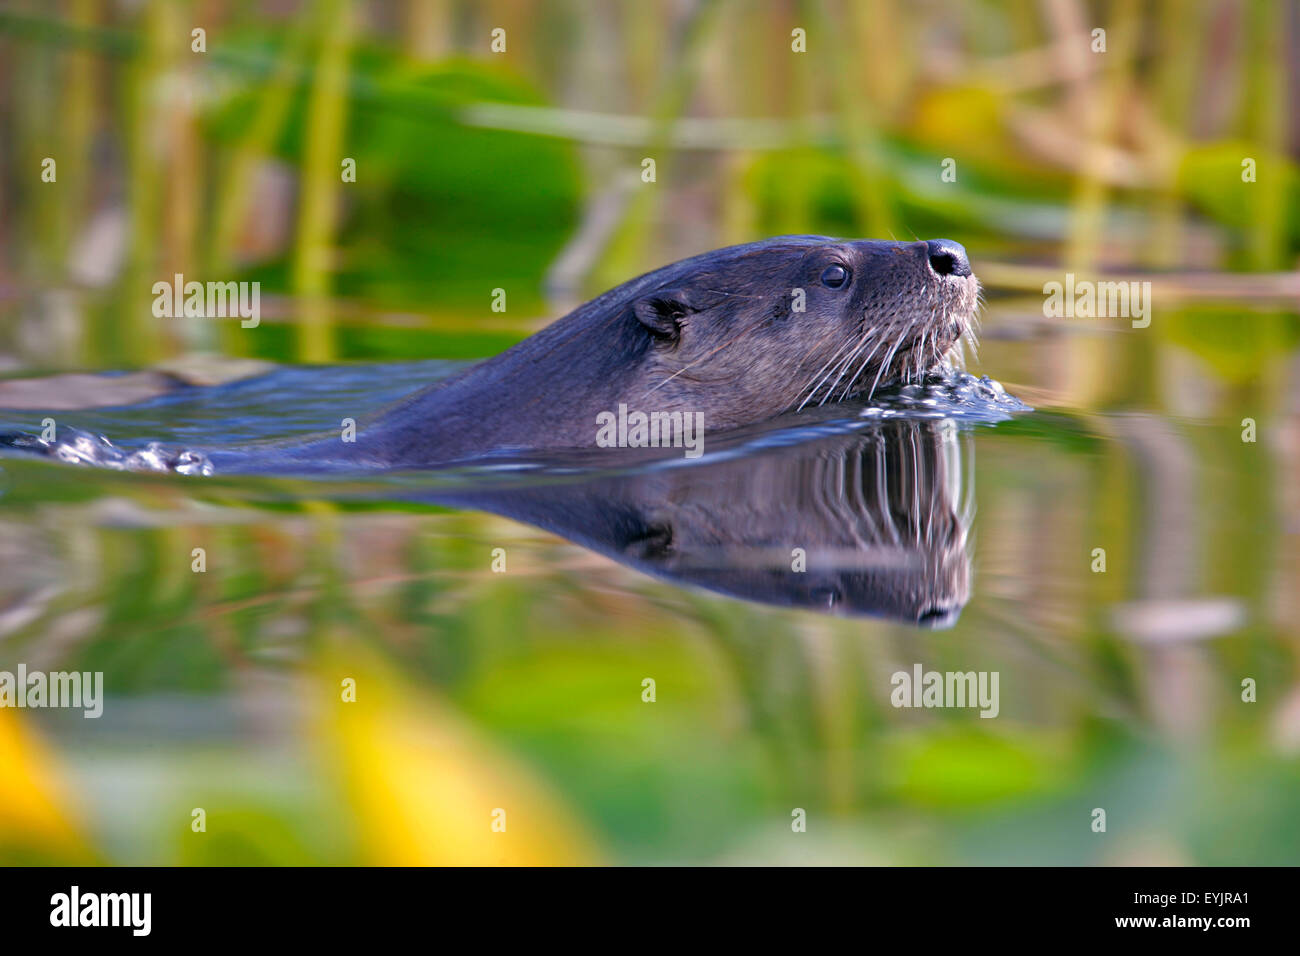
[317,657,600,865]
[0,710,90,861]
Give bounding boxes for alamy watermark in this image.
[152,273,260,328]
[1043,273,1151,328]
[0,664,103,718]
[596,404,705,459]
[891,664,999,718]
[50,886,150,936]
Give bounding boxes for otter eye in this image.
[820,264,849,289]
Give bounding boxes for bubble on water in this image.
[1,426,213,476]
[854,368,1030,425]
[174,451,215,477]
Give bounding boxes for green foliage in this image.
[207,49,581,314]
[1179,143,1300,248]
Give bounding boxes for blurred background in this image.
[0,0,1298,864]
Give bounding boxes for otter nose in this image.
[925,239,971,278]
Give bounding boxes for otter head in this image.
[629,236,980,427]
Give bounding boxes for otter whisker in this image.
[796,337,859,411]
[824,327,890,406]
[795,335,857,400]
[821,335,877,406]
[919,301,945,380]
[952,336,967,369]
[965,291,985,356]
[698,289,775,299]
[813,338,870,408]
[963,295,983,365]
[800,331,878,411]
[836,334,889,402]
[866,322,912,400]
[906,322,923,384]
[911,327,928,383]
[928,320,938,375]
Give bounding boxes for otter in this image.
[2,235,979,472]
[276,234,978,470]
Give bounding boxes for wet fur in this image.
[315,235,980,468]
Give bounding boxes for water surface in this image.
[1,316,1297,865]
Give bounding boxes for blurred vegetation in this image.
[0,0,1298,864]
[1,0,1296,370]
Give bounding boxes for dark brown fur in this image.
[320,235,980,468]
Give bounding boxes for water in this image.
[1,326,1297,865]
[1,365,1026,626]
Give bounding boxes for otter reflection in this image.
[440,419,972,628]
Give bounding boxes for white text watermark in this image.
[152,274,260,328]
[596,404,704,459]
[0,665,103,718]
[1043,273,1151,328]
[891,664,999,718]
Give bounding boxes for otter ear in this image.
[633,290,695,342]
